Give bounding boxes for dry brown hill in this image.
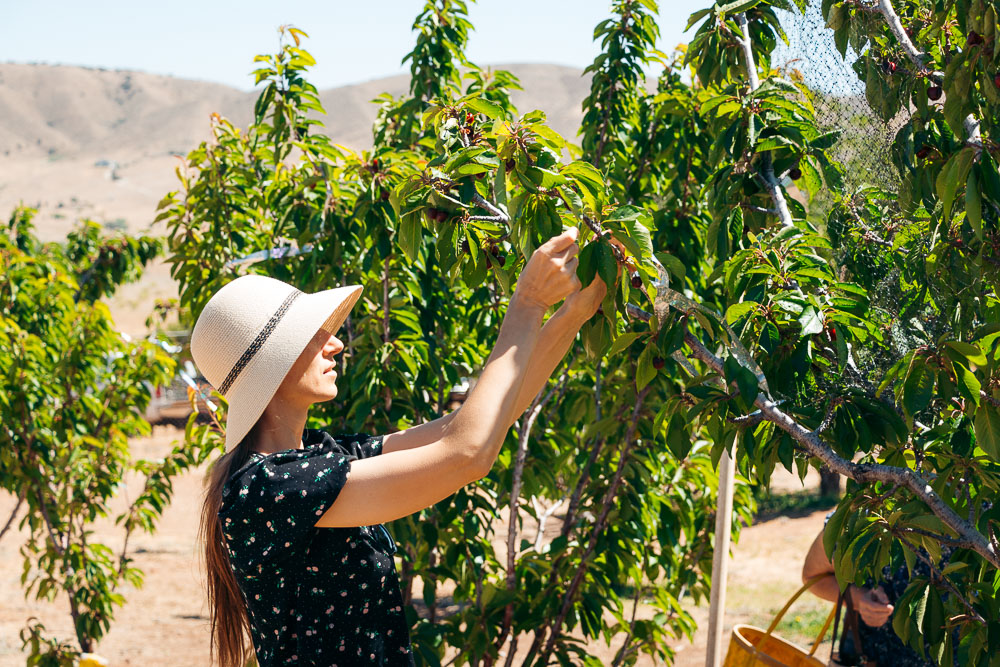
[0,62,589,334]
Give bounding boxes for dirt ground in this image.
[0,425,833,666]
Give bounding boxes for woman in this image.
[192,227,609,666]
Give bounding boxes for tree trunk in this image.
[819,465,841,498]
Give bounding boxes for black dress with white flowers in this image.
[220,428,415,666]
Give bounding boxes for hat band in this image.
[218,289,303,396]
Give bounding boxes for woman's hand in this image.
[561,275,608,321]
[849,584,893,627]
[512,227,582,311]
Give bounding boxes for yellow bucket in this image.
[723,574,836,667]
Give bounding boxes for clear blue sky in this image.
[2,1,707,91]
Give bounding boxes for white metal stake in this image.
[706,449,736,667]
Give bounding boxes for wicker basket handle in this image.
[759,573,838,658]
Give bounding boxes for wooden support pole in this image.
[706,449,736,667]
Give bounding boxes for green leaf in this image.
[923,586,945,644]
[620,217,654,260]
[577,241,599,286]
[718,0,762,15]
[608,332,644,358]
[824,502,850,559]
[935,147,975,222]
[465,97,504,120]
[685,8,712,31]
[902,360,935,419]
[725,301,758,324]
[952,361,982,406]
[666,413,693,459]
[975,403,1000,460]
[911,582,929,631]
[398,215,422,262]
[655,252,686,282]
[637,344,657,391]
[966,168,982,238]
[595,242,618,295]
[799,306,825,337]
[755,136,797,152]
[734,363,759,406]
[944,341,987,367]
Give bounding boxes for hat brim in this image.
[222,284,362,451]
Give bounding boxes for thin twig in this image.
[898,526,978,550]
[814,398,842,435]
[470,192,509,222]
[728,411,768,428]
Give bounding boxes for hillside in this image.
[0,63,590,334]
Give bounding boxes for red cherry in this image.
[460,239,470,253]
[652,357,665,370]
[630,274,642,289]
[994,73,1000,88]
[505,158,515,172]
[476,172,486,180]
[789,167,802,180]
[927,85,943,101]
[916,145,932,160]
[968,31,983,46]
[465,112,475,125]
[380,189,389,201]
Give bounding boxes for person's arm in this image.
[803,526,894,627]
[381,274,608,456]
[317,228,582,528]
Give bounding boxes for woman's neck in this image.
[252,400,309,454]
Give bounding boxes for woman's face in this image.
[274,327,345,406]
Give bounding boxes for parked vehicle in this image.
[143,332,216,427]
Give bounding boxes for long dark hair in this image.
[199,425,255,667]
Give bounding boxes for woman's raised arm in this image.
[316,228,582,528]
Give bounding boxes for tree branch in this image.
[682,331,1000,568]
[734,12,794,228]
[496,377,563,657]
[536,386,651,665]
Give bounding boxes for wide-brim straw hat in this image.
[190,274,362,451]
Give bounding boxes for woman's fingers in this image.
[540,227,579,254]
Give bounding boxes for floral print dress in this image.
[220,428,415,666]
